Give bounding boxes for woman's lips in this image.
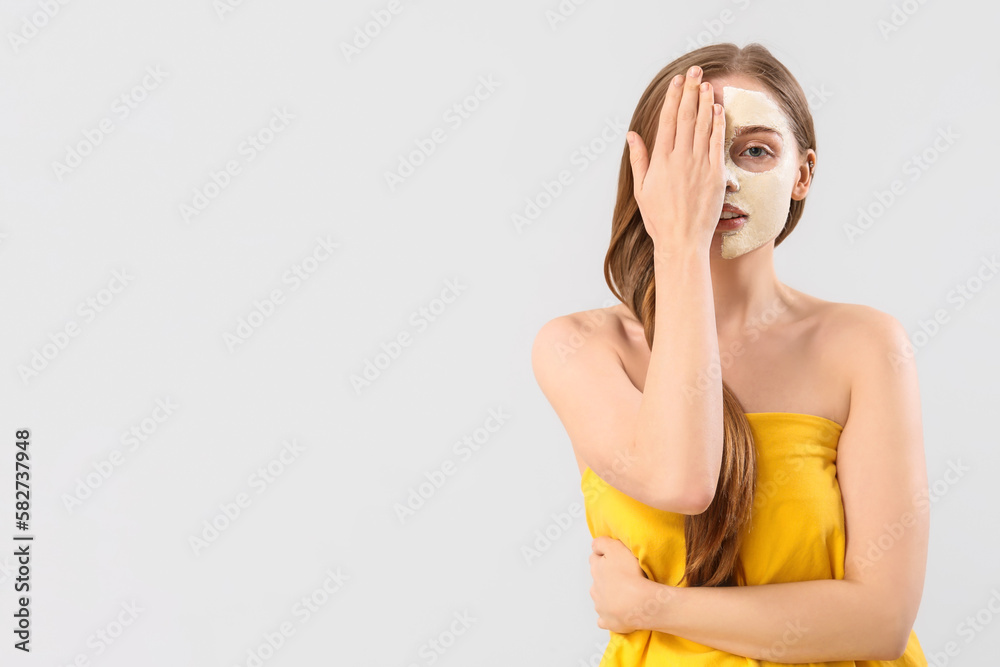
[717,215,747,230]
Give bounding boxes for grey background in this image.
[1,0,997,664]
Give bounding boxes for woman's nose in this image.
[725,167,739,192]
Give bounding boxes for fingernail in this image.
[714,104,722,115]
[626,132,635,145]
[672,74,684,87]
[688,65,701,77]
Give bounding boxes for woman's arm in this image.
[630,69,729,510]
[630,575,903,662]
[593,309,929,662]
[640,246,723,511]
[533,72,727,513]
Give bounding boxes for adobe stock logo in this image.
[844,126,958,243]
[7,0,74,54]
[188,439,305,557]
[179,108,295,224]
[214,0,252,20]
[511,117,627,233]
[340,0,413,63]
[62,397,179,513]
[384,76,501,193]
[17,268,134,385]
[351,278,467,393]
[223,235,339,352]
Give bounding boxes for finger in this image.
[692,81,715,160]
[626,131,649,193]
[652,74,685,158]
[709,102,726,169]
[674,65,704,153]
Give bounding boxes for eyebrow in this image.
[733,125,781,138]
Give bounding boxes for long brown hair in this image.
[603,43,817,587]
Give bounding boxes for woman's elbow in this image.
[654,483,715,515]
[876,610,913,661]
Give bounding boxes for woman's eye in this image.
[741,145,773,158]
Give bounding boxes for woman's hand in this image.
[589,536,653,634]
[625,65,727,255]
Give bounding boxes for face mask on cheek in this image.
[719,86,801,260]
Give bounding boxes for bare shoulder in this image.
[531,303,637,382]
[809,297,909,360]
[797,295,916,412]
[532,302,641,355]
[531,302,648,480]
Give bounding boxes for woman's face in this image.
[705,75,805,259]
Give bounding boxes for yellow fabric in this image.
[582,411,927,666]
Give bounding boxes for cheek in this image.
[744,172,785,200]
[732,157,797,207]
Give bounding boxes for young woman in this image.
[532,43,929,665]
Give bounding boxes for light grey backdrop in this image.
[1,0,997,665]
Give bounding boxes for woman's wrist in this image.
[627,577,683,634]
[652,238,709,264]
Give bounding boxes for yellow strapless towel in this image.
[582,412,927,666]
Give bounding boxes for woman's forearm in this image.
[629,577,904,662]
[635,246,723,512]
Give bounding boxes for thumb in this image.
[626,131,649,193]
